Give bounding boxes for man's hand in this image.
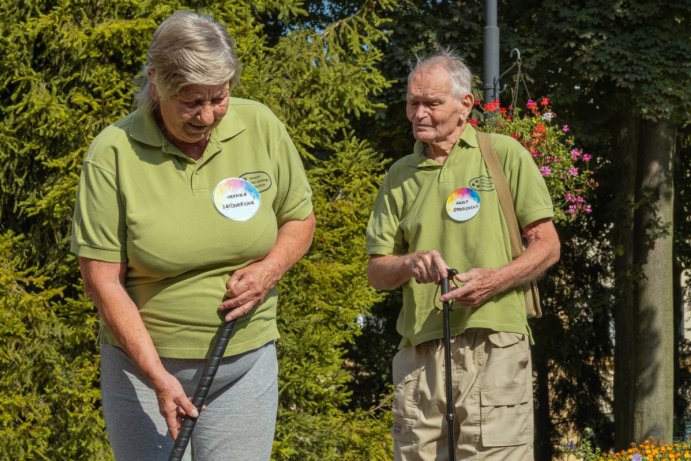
[440,268,505,308]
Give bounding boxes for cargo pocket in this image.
[480,332,533,447]
[391,348,423,446]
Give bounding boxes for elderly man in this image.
[366,50,560,460]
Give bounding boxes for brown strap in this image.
[476,131,523,259]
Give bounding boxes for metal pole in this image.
[483,0,500,105]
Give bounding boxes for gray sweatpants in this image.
[100,341,278,461]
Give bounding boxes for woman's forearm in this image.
[79,258,168,388]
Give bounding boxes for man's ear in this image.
[461,93,475,119]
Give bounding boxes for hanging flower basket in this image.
[470,97,597,226]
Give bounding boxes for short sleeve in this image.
[271,128,313,226]
[70,142,127,262]
[366,173,402,256]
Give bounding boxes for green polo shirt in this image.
[71,98,313,358]
[366,124,553,347]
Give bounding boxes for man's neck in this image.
[424,123,466,164]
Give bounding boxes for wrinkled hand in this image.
[440,268,502,308]
[409,250,451,284]
[153,372,198,440]
[219,261,279,321]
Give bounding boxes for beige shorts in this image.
[392,329,534,461]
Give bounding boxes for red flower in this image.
[468,118,479,127]
[483,100,501,112]
[540,97,550,107]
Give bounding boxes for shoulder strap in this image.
[476,131,523,259]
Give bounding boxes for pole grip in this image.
[168,320,237,461]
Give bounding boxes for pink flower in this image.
[571,148,581,160]
[568,167,579,176]
[562,124,570,133]
[540,166,552,176]
[582,153,592,162]
[526,99,538,111]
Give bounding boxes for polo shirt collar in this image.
[128,104,246,148]
[411,123,479,168]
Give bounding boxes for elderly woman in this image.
[71,10,315,461]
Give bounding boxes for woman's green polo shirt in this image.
[366,124,553,347]
[71,98,313,358]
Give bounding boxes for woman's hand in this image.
[218,213,316,321]
[218,261,280,321]
[152,371,199,440]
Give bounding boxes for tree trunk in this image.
[631,118,676,443]
[613,111,640,449]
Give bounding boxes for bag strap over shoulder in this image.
[475,131,523,259]
[476,130,542,319]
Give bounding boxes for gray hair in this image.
[408,49,473,98]
[135,10,242,110]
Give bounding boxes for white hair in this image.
[408,48,473,98]
[135,10,242,110]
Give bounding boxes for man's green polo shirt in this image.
[71,98,313,358]
[366,124,553,347]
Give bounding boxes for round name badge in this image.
[446,187,481,222]
[212,178,261,221]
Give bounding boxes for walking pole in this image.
[441,268,459,461]
[168,319,237,461]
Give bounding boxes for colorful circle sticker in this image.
[446,187,481,222]
[212,178,261,221]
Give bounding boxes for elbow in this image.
[549,238,561,268]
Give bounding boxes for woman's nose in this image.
[197,104,215,124]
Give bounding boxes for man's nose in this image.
[414,105,428,120]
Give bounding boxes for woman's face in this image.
[156,82,230,145]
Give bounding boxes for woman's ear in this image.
[148,69,159,102]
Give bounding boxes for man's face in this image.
[406,65,471,145]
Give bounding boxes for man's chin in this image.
[413,131,434,142]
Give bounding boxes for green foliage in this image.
[275,137,392,457]
[273,404,392,461]
[0,232,108,460]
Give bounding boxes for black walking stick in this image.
[168,319,237,461]
[441,268,458,461]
